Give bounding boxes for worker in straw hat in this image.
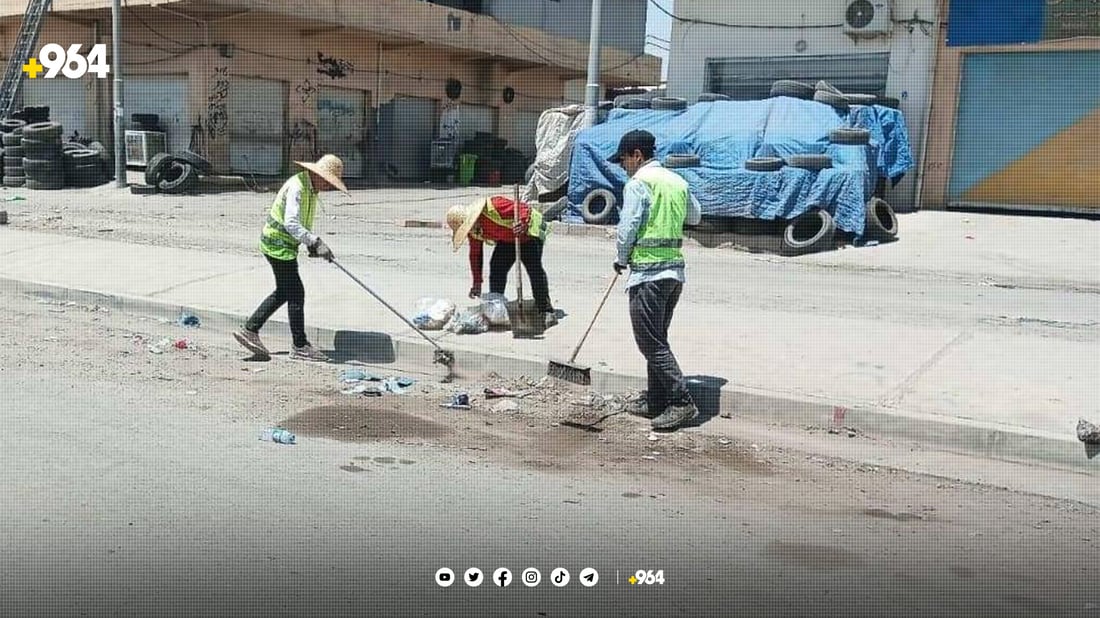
[234,154,348,363]
[446,195,557,328]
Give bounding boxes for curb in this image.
[3,274,1096,473]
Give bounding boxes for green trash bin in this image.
[458,154,478,186]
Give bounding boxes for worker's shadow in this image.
[327,330,397,364]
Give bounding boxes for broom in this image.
[511,184,544,339]
[547,271,619,385]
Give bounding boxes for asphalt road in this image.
[0,292,1097,618]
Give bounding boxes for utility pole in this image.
[582,0,603,128]
[112,0,127,187]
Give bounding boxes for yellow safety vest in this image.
[260,171,318,261]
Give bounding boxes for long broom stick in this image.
[547,271,619,385]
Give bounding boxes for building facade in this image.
[921,0,1100,213]
[665,0,940,210]
[0,0,658,182]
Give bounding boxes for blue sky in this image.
[644,0,673,82]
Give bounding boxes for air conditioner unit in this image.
[844,0,892,37]
[124,130,167,166]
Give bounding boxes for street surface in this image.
[0,284,1097,617]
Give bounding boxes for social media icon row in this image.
[435,567,598,588]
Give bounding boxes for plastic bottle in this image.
[260,428,296,444]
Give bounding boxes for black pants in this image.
[245,255,309,348]
[489,239,553,313]
[629,278,692,412]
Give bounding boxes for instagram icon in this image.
[522,568,542,588]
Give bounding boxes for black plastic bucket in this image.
[685,375,727,418]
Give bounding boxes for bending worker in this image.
[609,130,702,431]
[233,154,347,363]
[447,195,556,328]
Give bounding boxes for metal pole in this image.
[582,0,603,128]
[112,0,127,187]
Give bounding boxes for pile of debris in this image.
[133,151,213,195]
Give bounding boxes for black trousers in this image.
[629,278,692,412]
[245,255,309,348]
[489,239,553,313]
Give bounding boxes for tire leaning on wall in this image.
[581,188,617,225]
[863,197,899,242]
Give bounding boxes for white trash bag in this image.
[412,297,456,330]
[479,293,511,327]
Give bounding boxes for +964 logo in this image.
[23,44,110,80]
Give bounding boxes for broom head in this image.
[547,358,591,385]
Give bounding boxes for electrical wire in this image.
[122,0,200,51]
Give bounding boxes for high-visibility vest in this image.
[629,164,687,272]
[471,198,549,245]
[260,171,318,261]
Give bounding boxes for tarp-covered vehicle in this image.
[564,92,914,249]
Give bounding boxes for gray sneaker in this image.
[651,401,699,431]
[290,344,331,363]
[233,328,270,358]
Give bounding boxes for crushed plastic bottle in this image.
[259,428,296,445]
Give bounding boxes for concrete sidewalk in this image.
[1,218,1098,470]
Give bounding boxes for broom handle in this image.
[331,259,446,353]
[568,272,619,363]
[513,184,525,305]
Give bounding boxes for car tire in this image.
[23,157,64,178]
[665,154,701,168]
[67,162,104,187]
[782,209,836,256]
[0,119,26,133]
[846,93,877,105]
[144,152,174,186]
[697,93,731,103]
[5,146,24,158]
[21,121,63,141]
[744,157,785,172]
[816,80,843,95]
[61,142,85,153]
[651,97,688,111]
[158,161,199,194]
[786,154,833,171]
[26,178,64,190]
[617,98,650,110]
[813,90,850,112]
[3,176,25,187]
[828,128,871,145]
[173,150,213,175]
[770,80,815,100]
[22,138,62,160]
[581,188,617,225]
[864,197,898,241]
[2,133,22,147]
[4,156,22,168]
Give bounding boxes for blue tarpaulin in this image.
[565,97,914,236]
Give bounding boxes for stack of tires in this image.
[22,121,65,190]
[140,151,211,195]
[62,143,109,188]
[2,119,27,188]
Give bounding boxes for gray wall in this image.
[486,0,647,55]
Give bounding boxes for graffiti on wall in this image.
[296,78,318,104]
[288,119,319,160]
[315,52,354,79]
[206,66,230,139]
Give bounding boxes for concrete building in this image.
[921,0,1100,214]
[0,0,658,182]
[665,0,940,210]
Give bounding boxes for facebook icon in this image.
[493,568,513,588]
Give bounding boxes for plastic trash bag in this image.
[479,293,511,327]
[446,309,489,335]
[412,298,456,330]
